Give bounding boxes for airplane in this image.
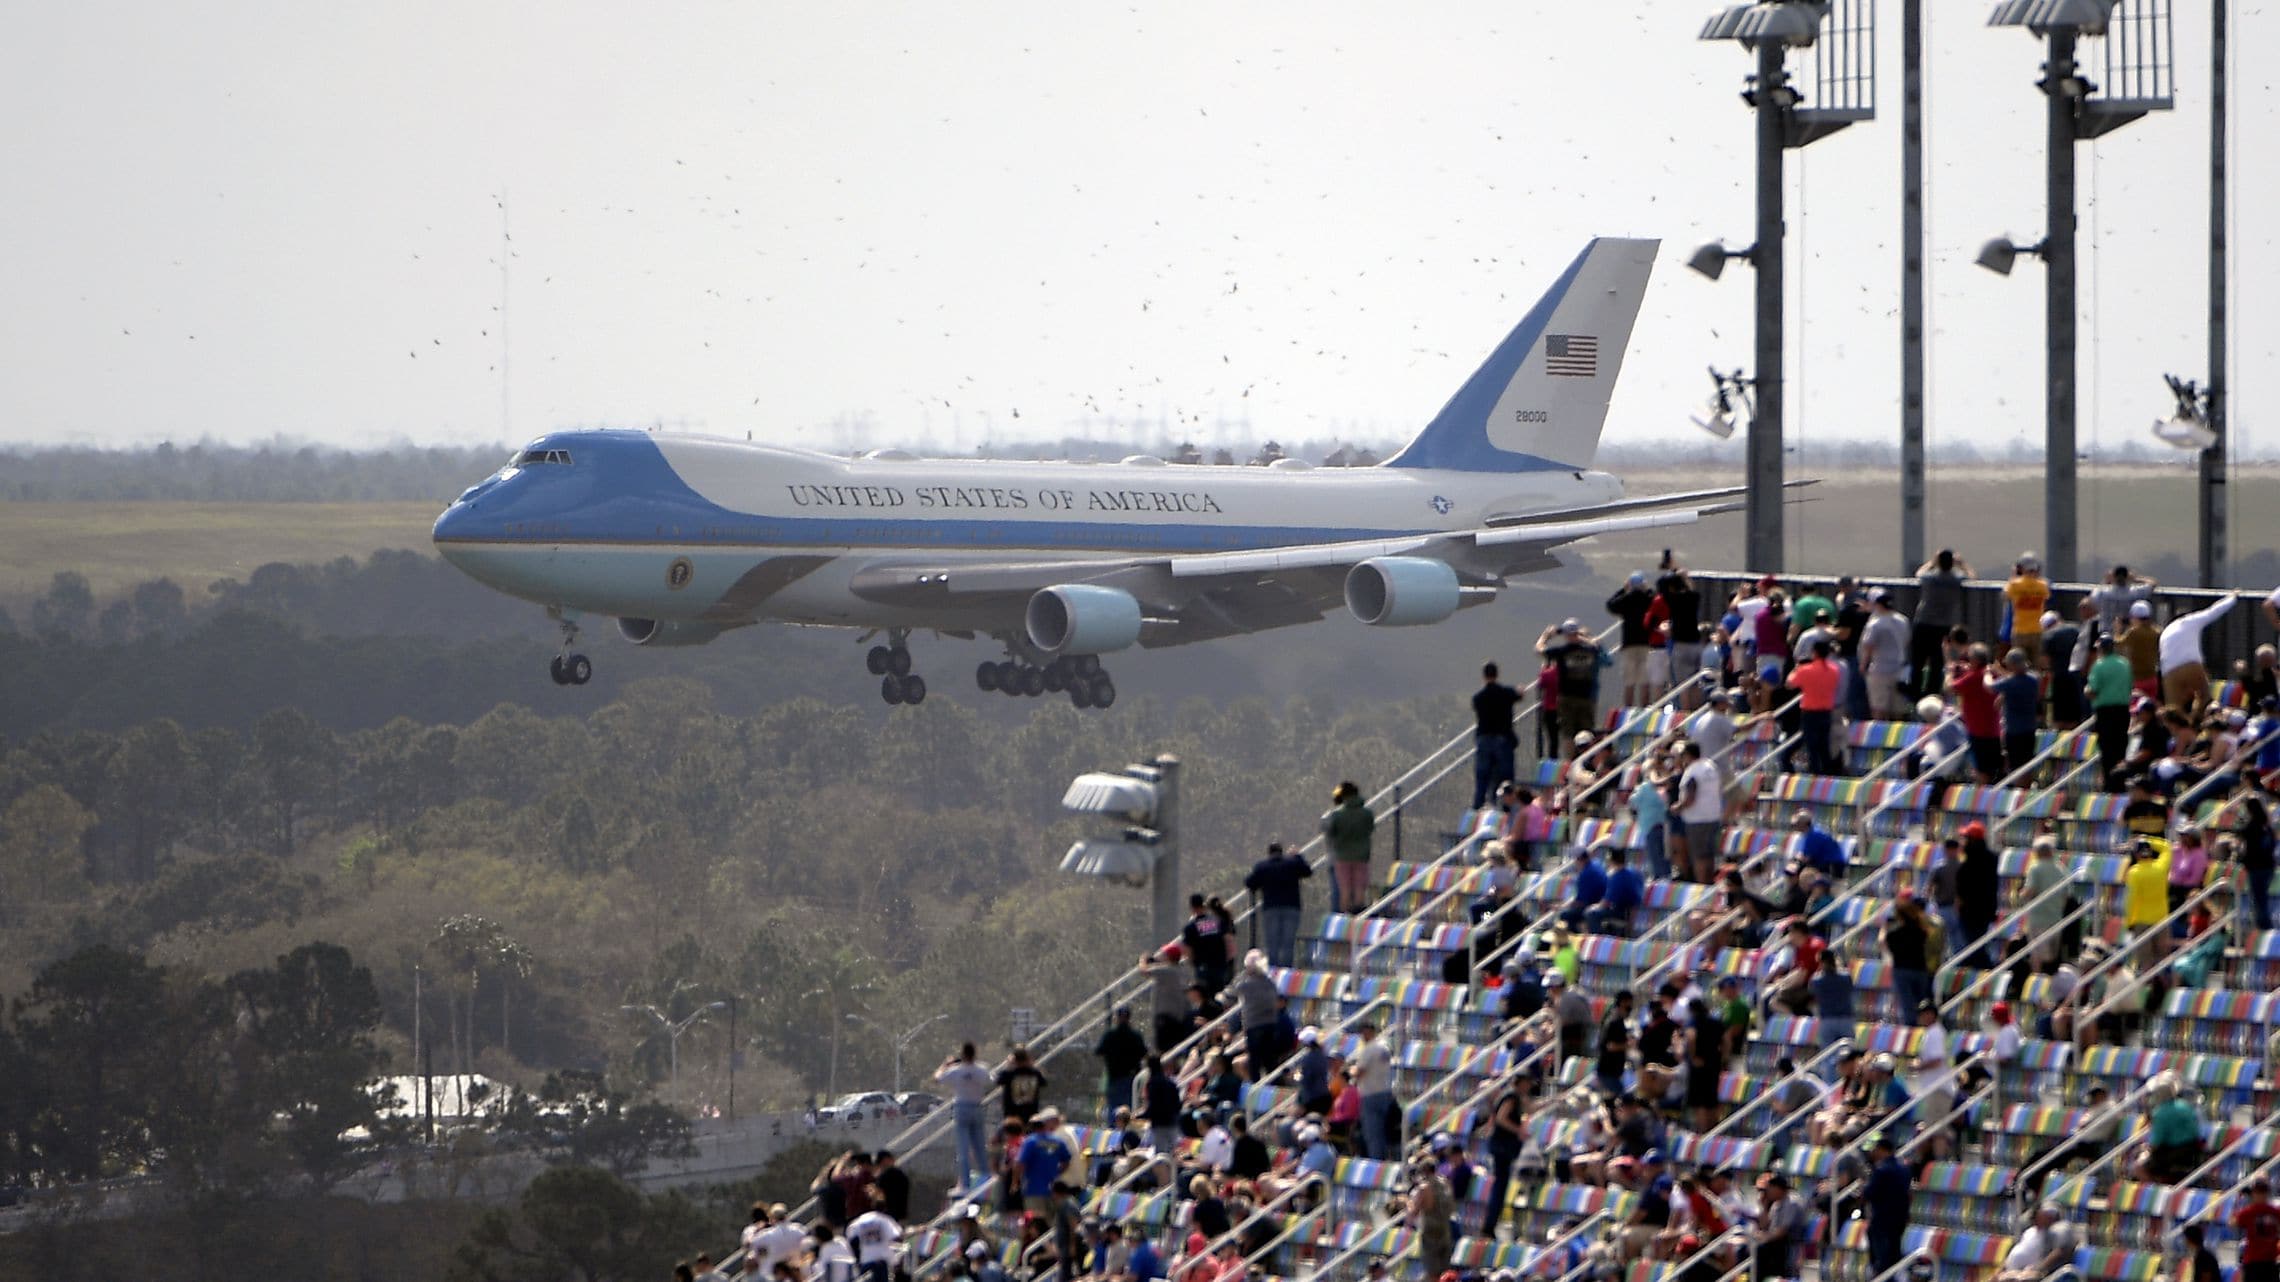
[434,236,1767,708]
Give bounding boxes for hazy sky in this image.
[2,1,2270,461]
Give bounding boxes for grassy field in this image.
[0,501,439,601]
[0,463,2268,607]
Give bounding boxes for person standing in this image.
[1950,645,2004,783]
[1910,550,1972,698]
[1537,619,1611,754]
[1993,650,2043,778]
[1864,1132,1913,1280]
[1139,1054,1181,1154]
[1243,842,1311,968]
[2092,565,2158,635]
[995,1045,1048,1125]
[1322,782,1375,918]
[1609,573,1660,707]
[2005,554,2052,664]
[1181,894,1232,996]
[1675,741,1725,883]
[2087,634,2135,788]
[1093,1007,1148,1124]
[2239,796,2276,932]
[1660,565,1707,708]
[1786,639,1844,777]
[1229,950,1282,1080]
[1481,1073,1529,1239]
[1472,663,1522,810]
[1883,895,1934,1017]
[2041,610,2083,726]
[934,1043,995,1195]
[2235,1177,2280,1282]
[2120,601,2162,701]
[1860,590,1912,720]
[2162,594,2240,717]
[1352,1021,1398,1160]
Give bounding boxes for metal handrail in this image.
[1693,1036,1854,1146]
[1626,843,1791,1000]
[1994,755,2101,844]
[1247,997,1393,1103]
[1349,875,1492,979]
[1931,866,2086,1021]
[1990,720,2097,794]
[1564,673,1716,815]
[2077,875,2241,1030]
[1823,1073,1996,1250]
[1857,738,1972,840]
[1703,695,1804,776]
[1806,856,1902,935]
[1248,1199,1328,1272]
[2170,724,2280,822]
[1467,882,1570,992]
[1938,894,2102,1026]
[1392,1014,1543,1135]
[2070,874,2237,1029]
[1532,1209,1615,1282]
[1854,717,1961,789]
[794,729,1492,1273]
[1302,1210,1416,1282]
[2009,1073,2166,1210]
[1184,1169,1317,1267]
[2207,1142,2280,1232]
[2169,1107,2276,1196]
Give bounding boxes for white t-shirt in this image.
[1354,1039,1394,1095]
[846,1212,902,1265]
[1198,1125,1234,1171]
[810,1238,857,1282]
[1678,760,1725,823]
[1914,1023,1952,1096]
[2159,596,2237,672]
[749,1222,809,1273]
[1988,1022,2023,1064]
[935,1060,993,1105]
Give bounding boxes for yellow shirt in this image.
[2006,575,2051,638]
[2123,840,2172,927]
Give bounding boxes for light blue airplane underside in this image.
[433,237,1763,707]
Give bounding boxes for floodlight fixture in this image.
[1973,236,2049,276]
[1987,0,2120,35]
[1690,367,1753,439]
[1687,241,1755,281]
[2153,375,2219,451]
[1700,1,1830,47]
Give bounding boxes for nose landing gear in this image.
[547,609,592,686]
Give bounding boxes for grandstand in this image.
[708,588,2280,1282]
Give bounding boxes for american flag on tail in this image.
[1545,334,1599,377]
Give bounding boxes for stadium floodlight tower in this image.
[1060,754,1182,1025]
[1981,0,2174,583]
[1695,0,1876,575]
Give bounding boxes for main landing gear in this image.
[548,610,592,686]
[976,654,1115,709]
[866,632,928,705]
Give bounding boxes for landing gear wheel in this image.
[975,662,1000,692]
[549,656,569,686]
[885,647,913,678]
[1087,674,1116,708]
[565,654,592,685]
[1019,666,1046,697]
[1043,662,1068,693]
[994,661,1021,695]
[867,645,892,675]
[881,674,906,705]
[902,674,927,704]
[1073,654,1102,677]
[1069,679,1095,709]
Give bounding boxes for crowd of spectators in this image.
[670,557,2280,1282]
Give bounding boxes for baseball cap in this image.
[1544,970,1567,986]
[1628,571,1647,586]
[1866,587,1891,604]
[1707,689,1733,704]
[1990,1001,2013,1021]
[1642,1148,1665,1165]
[1560,617,1584,633]
[2131,600,2153,618]
[1959,821,1987,840]
[967,1243,992,1260]
[1299,1025,1321,1044]
[1871,1053,1898,1072]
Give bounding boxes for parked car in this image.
[894,1091,942,1118]
[815,1091,901,1123]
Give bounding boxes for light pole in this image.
[1983,0,2173,582]
[845,1013,952,1095]
[622,1000,727,1087]
[1696,0,1874,575]
[1059,755,1182,1030]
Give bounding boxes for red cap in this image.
[1758,575,1778,589]
[1895,889,1917,904]
[1960,821,1987,840]
[1678,1234,1702,1252]
[1990,1001,2013,1021]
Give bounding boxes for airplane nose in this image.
[432,502,479,567]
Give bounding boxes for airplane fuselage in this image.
[433,429,1624,632]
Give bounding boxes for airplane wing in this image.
[843,483,1809,644]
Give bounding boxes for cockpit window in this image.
[514,448,574,466]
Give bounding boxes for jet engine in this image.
[1025,585,1145,655]
[616,618,726,647]
[1343,557,1462,626]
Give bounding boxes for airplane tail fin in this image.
[1382,237,1658,474]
